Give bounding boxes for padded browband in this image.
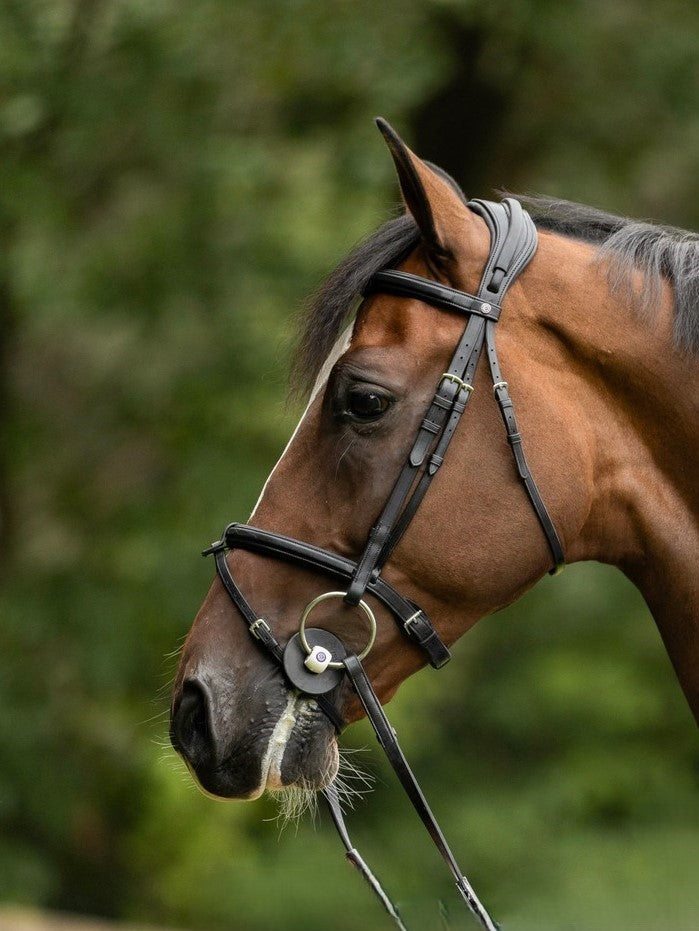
[364,270,501,320]
[217,523,452,669]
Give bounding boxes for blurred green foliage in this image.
[1,1,697,929]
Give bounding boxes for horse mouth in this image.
[259,693,339,795]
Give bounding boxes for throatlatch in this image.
[203,197,565,931]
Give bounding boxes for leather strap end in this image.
[410,433,430,467]
[509,440,530,480]
[426,636,451,669]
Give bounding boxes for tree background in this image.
[1,1,697,929]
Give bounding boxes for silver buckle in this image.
[403,609,423,633]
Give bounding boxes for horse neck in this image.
[525,231,699,722]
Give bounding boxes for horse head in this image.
[170,120,698,807]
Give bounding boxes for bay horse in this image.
[170,119,698,924]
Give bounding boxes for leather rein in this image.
[203,198,564,931]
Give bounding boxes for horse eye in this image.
[346,386,391,421]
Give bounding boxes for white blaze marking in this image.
[249,326,352,520]
[249,327,353,794]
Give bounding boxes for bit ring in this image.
[298,591,377,668]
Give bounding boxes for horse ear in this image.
[375,117,469,259]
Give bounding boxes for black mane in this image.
[291,197,698,395]
[518,195,699,354]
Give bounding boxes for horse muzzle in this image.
[170,671,339,799]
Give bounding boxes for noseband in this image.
[203,198,564,931]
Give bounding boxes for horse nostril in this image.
[171,680,214,765]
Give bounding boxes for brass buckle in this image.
[250,618,272,640]
[441,373,474,394]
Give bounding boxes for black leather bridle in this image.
[202,198,564,931]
